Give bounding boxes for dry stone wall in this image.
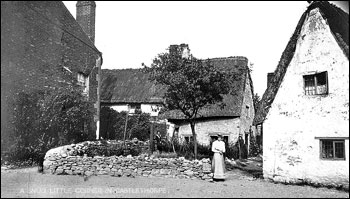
[43,142,213,180]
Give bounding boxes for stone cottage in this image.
[162,56,255,150]
[101,44,255,151]
[1,1,102,149]
[253,1,349,187]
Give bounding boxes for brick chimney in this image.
[169,43,191,58]
[267,72,274,88]
[76,1,96,44]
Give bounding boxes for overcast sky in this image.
[63,1,348,96]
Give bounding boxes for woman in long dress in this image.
[211,134,226,180]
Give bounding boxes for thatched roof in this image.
[101,56,252,120]
[253,1,349,125]
[101,69,166,104]
[161,56,251,120]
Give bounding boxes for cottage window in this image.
[246,105,250,119]
[129,104,141,114]
[303,72,328,95]
[184,136,192,143]
[77,73,89,97]
[320,139,345,160]
[210,136,228,143]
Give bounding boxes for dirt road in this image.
[1,167,348,198]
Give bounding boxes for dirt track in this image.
[1,167,349,198]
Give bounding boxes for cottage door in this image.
[245,133,249,154]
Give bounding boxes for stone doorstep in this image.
[269,176,349,191]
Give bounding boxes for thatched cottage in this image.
[253,1,349,187]
[162,56,255,148]
[101,69,166,116]
[101,54,255,151]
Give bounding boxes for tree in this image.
[144,51,232,159]
[100,107,152,141]
[253,93,261,113]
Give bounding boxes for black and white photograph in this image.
[1,1,349,198]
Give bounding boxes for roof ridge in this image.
[102,68,144,71]
[202,56,248,61]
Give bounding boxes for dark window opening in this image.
[129,103,141,114]
[320,139,345,160]
[304,71,328,95]
[210,136,228,144]
[184,136,192,143]
[246,105,250,119]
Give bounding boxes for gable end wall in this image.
[263,8,349,186]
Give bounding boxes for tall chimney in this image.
[267,72,274,88]
[169,43,191,58]
[76,1,96,44]
[169,45,179,56]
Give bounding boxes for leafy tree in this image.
[144,50,232,159]
[100,107,152,141]
[253,93,261,112]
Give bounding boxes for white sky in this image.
[63,1,348,96]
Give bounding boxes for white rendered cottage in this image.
[253,1,349,187]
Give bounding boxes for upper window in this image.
[303,71,328,95]
[77,73,89,97]
[129,103,141,114]
[246,105,250,119]
[320,139,345,160]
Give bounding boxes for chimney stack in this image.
[267,72,274,88]
[169,45,179,56]
[169,43,191,58]
[76,1,96,44]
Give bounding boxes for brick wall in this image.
[1,1,101,150]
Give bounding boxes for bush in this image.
[2,87,95,166]
[82,144,124,157]
[249,136,263,157]
[225,142,240,159]
[100,107,162,141]
[157,138,212,160]
[74,140,148,157]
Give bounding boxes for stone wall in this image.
[175,118,241,145]
[43,142,213,180]
[239,72,255,153]
[44,155,213,180]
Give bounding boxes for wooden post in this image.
[238,135,242,160]
[95,56,102,140]
[149,117,154,154]
[123,112,128,149]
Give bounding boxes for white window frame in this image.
[303,71,328,96]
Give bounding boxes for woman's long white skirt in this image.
[212,152,226,179]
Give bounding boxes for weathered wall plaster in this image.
[263,7,349,187]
